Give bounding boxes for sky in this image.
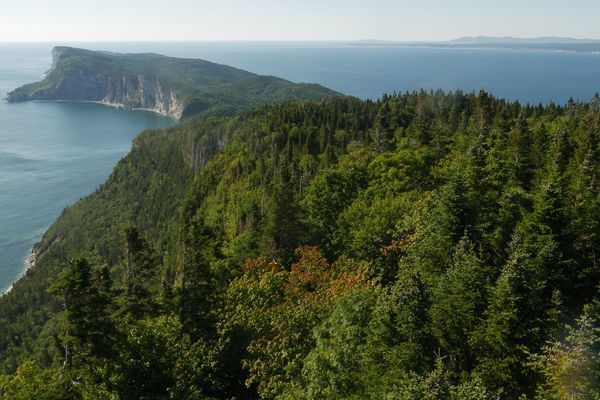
[1,0,600,42]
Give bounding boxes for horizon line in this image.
[2,35,600,44]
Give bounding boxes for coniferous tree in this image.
[50,258,114,365]
[122,226,160,318]
[430,237,489,372]
[178,214,220,341]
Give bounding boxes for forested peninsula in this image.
[6,47,337,118]
[1,49,600,399]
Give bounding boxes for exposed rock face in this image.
[8,48,185,117]
[11,69,185,118]
[99,74,184,117]
[50,46,66,72]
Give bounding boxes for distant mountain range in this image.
[449,36,600,45]
[351,36,600,45]
[348,36,600,53]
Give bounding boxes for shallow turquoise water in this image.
[3,42,600,292]
[0,45,174,292]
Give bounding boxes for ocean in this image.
[2,41,600,292]
[0,44,174,292]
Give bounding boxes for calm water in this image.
[70,41,600,103]
[0,44,174,292]
[2,42,600,292]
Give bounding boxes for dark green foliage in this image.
[178,214,220,340]
[302,166,368,258]
[122,226,160,317]
[430,238,489,372]
[49,257,116,366]
[112,316,187,400]
[2,91,600,398]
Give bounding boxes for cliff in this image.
[6,47,339,119]
[7,47,188,117]
[10,67,186,117]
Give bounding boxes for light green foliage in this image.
[531,308,600,399]
[0,361,67,400]
[297,288,378,399]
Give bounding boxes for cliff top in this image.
[7,47,339,118]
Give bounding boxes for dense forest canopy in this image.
[1,90,600,399]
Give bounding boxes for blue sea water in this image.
[2,41,600,292]
[0,44,174,293]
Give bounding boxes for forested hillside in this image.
[2,91,600,399]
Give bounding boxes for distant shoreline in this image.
[346,42,600,55]
[2,249,37,296]
[89,99,180,118]
[2,96,180,120]
[13,99,180,119]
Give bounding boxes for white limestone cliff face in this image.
[10,65,186,118]
[50,47,66,72]
[101,75,185,118]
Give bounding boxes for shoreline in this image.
[347,42,600,55]
[2,95,180,120]
[0,97,177,298]
[92,99,180,119]
[2,249,38,296]
[31,99,181,120]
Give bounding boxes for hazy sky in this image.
[2,0,599,42]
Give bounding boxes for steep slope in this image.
[6,47,338,118]
[0,50,339,371]
[0,114,234,371]
[2,92,600,398]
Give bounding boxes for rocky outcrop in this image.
[49,46,67,73]
[99,74,185,117]
[8,69,185,118]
